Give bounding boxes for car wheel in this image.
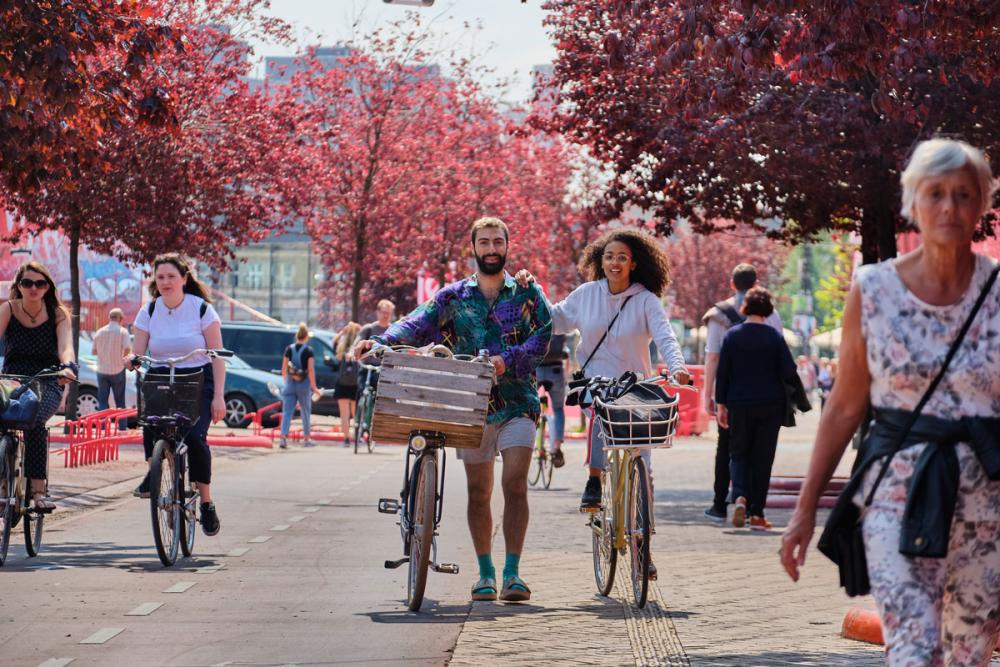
[225,393,256,428]
[76,387,100,417]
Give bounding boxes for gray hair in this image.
[109,308,125,321]
[900,138,996,223]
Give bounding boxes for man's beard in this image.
[475,252,507,276]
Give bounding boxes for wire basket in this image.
[593,384,680,450]
[140,370,204,423]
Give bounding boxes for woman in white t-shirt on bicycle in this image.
[130,254,227,536]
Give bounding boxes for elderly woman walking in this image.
[780,138,1000,666]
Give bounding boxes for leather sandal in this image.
[471,577,497,601]
[500,575,531,602]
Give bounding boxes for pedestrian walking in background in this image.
[93,308,132,411]
[332,321,361,446]
[817,358,834,410]
[715,288,800,531]
[702,263,783,522]
[535,333,569,467]
[279,323,320,449]
[358,299,395,342]
[781,138,1000,666]
[795,356,817,405]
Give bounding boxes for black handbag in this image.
[817,264,999,596]
[565,294,634,407]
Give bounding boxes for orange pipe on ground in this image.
[841,607,1000,650]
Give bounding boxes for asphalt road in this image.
[1,444,480,667]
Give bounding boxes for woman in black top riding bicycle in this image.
[0,261,78,511]
[129,254,227,536]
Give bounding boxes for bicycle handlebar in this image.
[130,348,234,369]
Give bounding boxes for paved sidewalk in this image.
[450,411,887,666]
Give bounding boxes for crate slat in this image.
[376,382,488,410]
[379,367,492,395]
[374,396,486,425]
[371,415,484,449]
[382,351,494,378]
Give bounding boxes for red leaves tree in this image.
[0,1,175,193]
[540,1,1000,263]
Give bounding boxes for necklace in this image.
[22,302,43,324]
[164,295,185,315]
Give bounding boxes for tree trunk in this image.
[860,159,898,264]
[351,264,362,323]
[66,218,81,422]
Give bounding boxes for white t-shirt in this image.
[133,295,221,368]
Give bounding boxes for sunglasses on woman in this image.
[19,278,49,289]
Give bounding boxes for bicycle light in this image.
[409,434,428,451]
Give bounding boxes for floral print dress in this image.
[854,253,1000,667]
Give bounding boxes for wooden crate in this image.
[371,351,493,449]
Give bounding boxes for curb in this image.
[842,607,1000,650]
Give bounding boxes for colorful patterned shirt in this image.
[374,273,552,424]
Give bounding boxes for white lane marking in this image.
[288,515,306,523]
[27,564,75,571]
[317,499,332,505]
[303,506,320,513]
[125,602,162,616]
[226,547,250,557]
[79,627,125,644]
[270,524,290,531]
[37,659,75,667]
[195,564,225,574]
[249,535,272,543]
[163,581,196,594]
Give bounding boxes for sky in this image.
[245,0,558,103]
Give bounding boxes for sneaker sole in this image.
[704,512,726,523]
[732,504,746,528]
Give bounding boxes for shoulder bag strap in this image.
[864,264,1000,506]
[580,294,635,375]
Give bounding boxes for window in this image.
[243,263,264,290]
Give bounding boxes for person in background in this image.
[796,355,817,404]
[535,333,569,467]
[332,321,361,446]
[715,287,798,531]
[279,323,320,449]
[816,358,834,410]
[0,261,78,511]
[93,308,132,412]
[702,263,783,523]
[358,299,395,342]
[781,138,1000,665]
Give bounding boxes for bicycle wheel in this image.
[407,453,436,611]
[0,436,14,566]
[149,439,180,566]
[529,418,546,487]
[627,457,652,608]
[353,398,362,454]
[541,430,554,490]
[23,479,43,557]
[178,453,196,558]
[592,469,617,595]
[365,393,376,453]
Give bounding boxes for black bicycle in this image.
[353,361,380,454]
[0,366,74,565]
[132,348,233,566]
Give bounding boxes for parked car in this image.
[220,322,347,417]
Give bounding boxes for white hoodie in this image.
[549,279,688,380]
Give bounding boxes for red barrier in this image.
[657,363,709,436]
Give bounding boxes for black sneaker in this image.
[552,449,565,468]
[133,472,151,499]
[200,502,221,536]
[704,505,726,522]
[579,476,602,512]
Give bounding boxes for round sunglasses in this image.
[18,278,49,289]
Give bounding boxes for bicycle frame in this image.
[601,445,652,552]
[399,434,447,549]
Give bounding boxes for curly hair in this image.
[577,228,671,296]
[741,286,774,317]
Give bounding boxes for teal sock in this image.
[503,553,520,580]
[477,553,495,581]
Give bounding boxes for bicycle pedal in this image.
[377,498,400,514]
[432,562,459,574]
[384,557,408,569]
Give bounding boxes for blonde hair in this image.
[376,299,395,311]
[295,322,309,341]
[901,139,996,222]
[335,322,361,360]
[109,308,125,321]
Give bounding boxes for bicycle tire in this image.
[592,469,617,595]
[529,418,546,487]
[0,436,14,566]
[627,457,652,608]
[541,431,554,490]
[178,453,196,558]
[365,393,376,453]
[407,453,436,611]
[23,479,43,557]
[149,439,180,566]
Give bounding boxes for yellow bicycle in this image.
[579,372,690,608]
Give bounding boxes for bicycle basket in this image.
[593,381,680,449]
[140,371,204,423]
[0,380,40,431]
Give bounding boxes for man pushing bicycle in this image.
[356,217,551,602]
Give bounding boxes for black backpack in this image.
[714,300,745,327]
[148,298,208,319]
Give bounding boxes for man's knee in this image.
[502,473,527,498]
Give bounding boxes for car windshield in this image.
[227,355,252,370]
